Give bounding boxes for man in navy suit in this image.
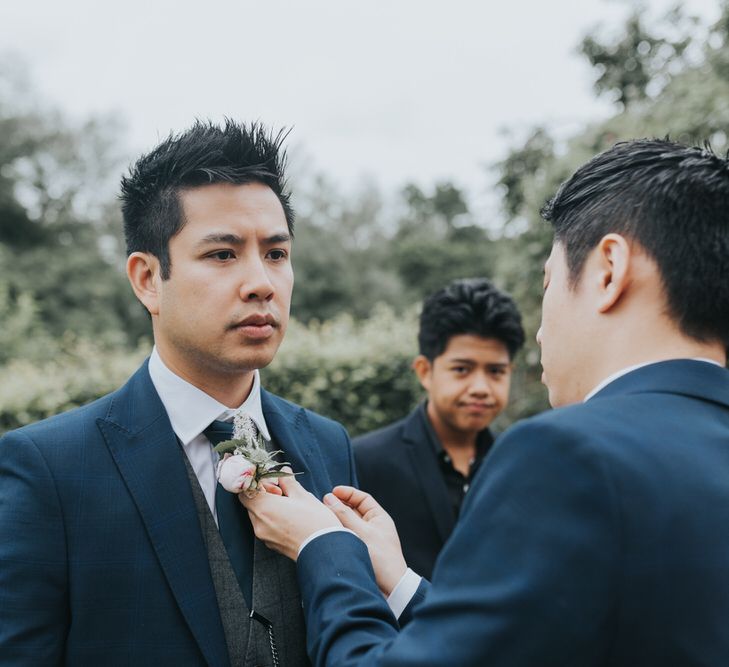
[354,278,524,579]
[243,139,729,666]
[0,121,356,666]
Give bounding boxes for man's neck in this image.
[155,348,256,408]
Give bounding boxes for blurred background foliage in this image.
[3,2,729,435]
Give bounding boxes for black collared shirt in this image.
[418,401,494,519]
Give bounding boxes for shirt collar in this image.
[583,357,724,402]
[148,346,271,445]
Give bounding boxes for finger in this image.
[262,482,283,496]
[278,472,306,498]
[238,490,265,509]
[323,493,366,531]
[332,485,386,520]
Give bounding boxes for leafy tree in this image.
[290,176,405,322]
[398,181,470,235]
[495,127,555,223]
[493,2,729,419]
[580,7,698,109]
[390,180,499,302]
[0,65,149,346]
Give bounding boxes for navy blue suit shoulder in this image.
[297,360,729,667]
[353,416,408,451]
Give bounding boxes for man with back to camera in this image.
[242,138,729,666]
[353,278,524,579]
[0,120,357,666]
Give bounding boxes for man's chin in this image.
[231,352,277,372]
[215,345,279,374]
[457,416,495,433]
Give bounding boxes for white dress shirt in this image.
[148,347,271,522]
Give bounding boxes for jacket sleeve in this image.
[296,418,620,667]
[0,430,69,664]
[397,578,430,628]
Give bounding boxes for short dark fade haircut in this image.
[120,119,293,279]
[542,138,729,347]
[418,278,525,361]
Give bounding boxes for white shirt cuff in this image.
[386,567,422,619]
[297,530,421,620]
[297,526,359,558]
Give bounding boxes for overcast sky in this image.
[0,0,722,203]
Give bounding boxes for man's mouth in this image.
[461,403,496,412]
[230,314,278,339]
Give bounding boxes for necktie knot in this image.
[203,419,235,446]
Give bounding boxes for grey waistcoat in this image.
[182,452,309,667]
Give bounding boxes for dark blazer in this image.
[0,360,356,666]
[353,407,460,579]
[297,360,729,667]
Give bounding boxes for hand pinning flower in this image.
[214,412,296,497]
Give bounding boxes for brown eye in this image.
[210,250,235,261]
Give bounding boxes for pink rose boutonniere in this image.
[214,412,295,497]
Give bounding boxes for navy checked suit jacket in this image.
[0,360,357,666]
[297,360,729,667]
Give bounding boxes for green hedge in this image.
[264,307,422,436]
[0,305,547,437]
[0,340,149,432]
[0,307,423,436]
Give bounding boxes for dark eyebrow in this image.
[448,359,509,367]
[262,233,292,245]
[195,232,292,248]
[196,233,244,247]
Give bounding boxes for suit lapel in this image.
[261,390,332,499]
[97,362,229,667]
[402,408,456,543]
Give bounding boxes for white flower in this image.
[217,454,257,493]
[233,411,259,445]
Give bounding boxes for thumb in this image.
[278,470,306,498]
[323,493,366,532]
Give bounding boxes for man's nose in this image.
[239,256,275,302]
[469,372,492,396]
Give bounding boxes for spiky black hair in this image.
[120,119,293,278]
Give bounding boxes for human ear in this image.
[126,252,161,316]
[412,355,433,392]
[595,233,631,314]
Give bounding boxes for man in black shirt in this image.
[353,278,525,578]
